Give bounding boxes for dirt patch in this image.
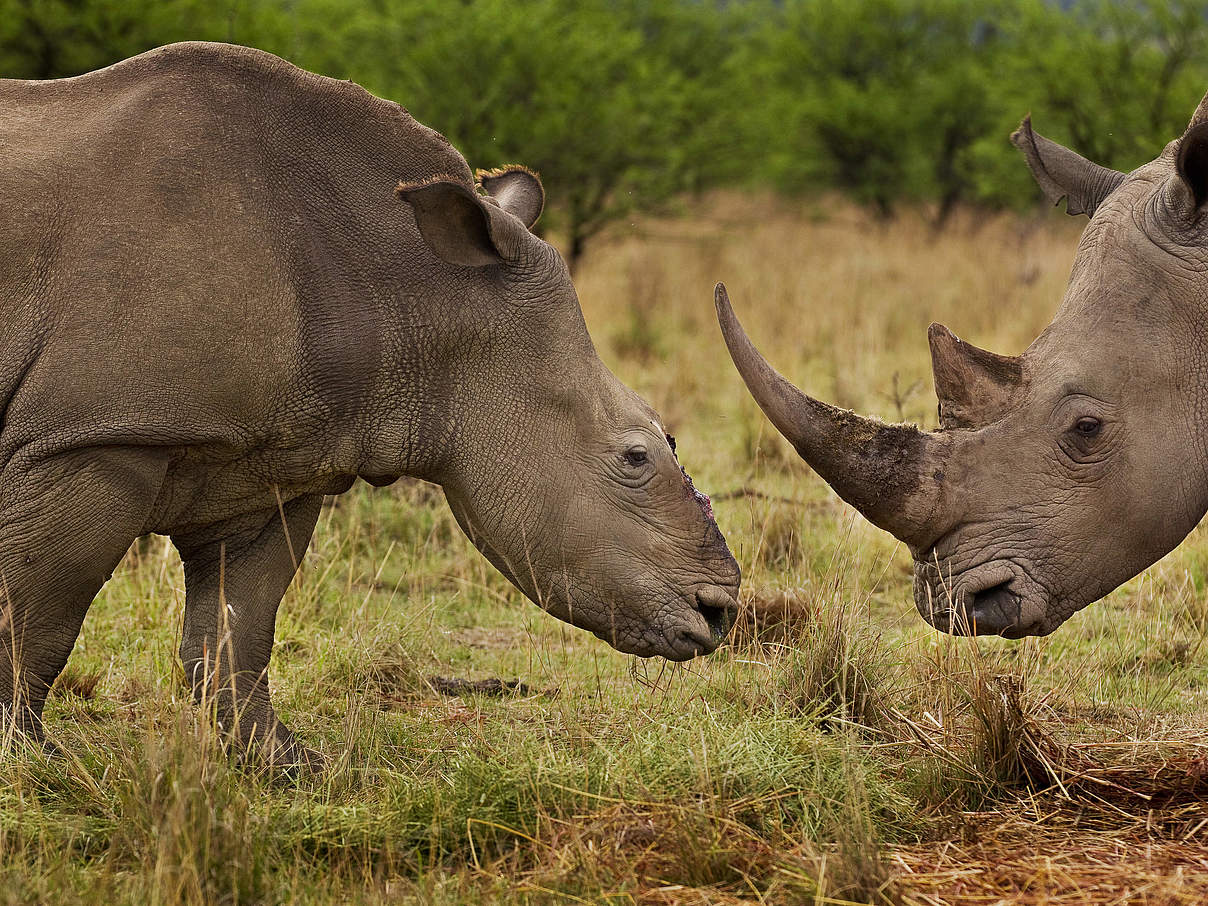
[426,676,557,699]
[446,626,526,651]
[506,800,887,906]
[359,646,558,707]
[502,757,1208,906]
[731,587,817,646]
[895,699,1208,905]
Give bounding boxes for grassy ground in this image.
[4,195,1207,904]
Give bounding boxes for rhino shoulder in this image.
[134,43,467,178]
[2,41,472,200]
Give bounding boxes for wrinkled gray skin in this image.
[717,90,1208,640]
[0,43,738,764]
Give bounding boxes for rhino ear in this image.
[396,177,525,267]
[477,166,544,230]
[1176,122,1208,211]
[929,324,1023,429]
[1188,89,1208,130]
[1010,116,1125,218]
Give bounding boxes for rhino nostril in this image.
[694,587,737,641]
[970,579,1013,605]
[966,579,1019,633]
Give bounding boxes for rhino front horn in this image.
[713,283,947,550]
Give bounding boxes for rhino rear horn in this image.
[1010,116,1125,218]
[714,283,947,550]
[929,324,1022,429]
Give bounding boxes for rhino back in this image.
[0,43,471,489]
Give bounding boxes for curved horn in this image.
[714,283,947,549]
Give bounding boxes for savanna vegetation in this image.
[7,0,1208,262]
[1,197,1205,904]
[3,1,1208,903]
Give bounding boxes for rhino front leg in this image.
[172,493,322,769]
[0,449,167,746]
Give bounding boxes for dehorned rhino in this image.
[0,42,739,764]
[716,89,1208,640]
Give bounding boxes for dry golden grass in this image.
[578,192,1072,429]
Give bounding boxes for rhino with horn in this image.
[717,92,1208,637]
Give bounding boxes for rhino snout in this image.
[914,559,1047,638]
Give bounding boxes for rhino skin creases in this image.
[0,42,739,767]
[717,89,1208,641]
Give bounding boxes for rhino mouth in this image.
[965,578,1037,638]
[915,559,1045,638]
[659,585,738,661]
[586,584,738,661]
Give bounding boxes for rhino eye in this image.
[623,448,649,468]
[1074,417,1101,437]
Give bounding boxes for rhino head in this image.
[397,168,739,659]
[717,92,1208,638]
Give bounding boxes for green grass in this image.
[5,195,1208,904]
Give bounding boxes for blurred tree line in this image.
[4,0,1208,265]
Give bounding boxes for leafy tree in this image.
[728,0,1020,223]
[0,0,277,78]
[7,0,1208,246]
[1003,0,1208,172]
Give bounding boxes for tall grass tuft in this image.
[772,595,895,736]
[736,547,900,737]
[107,710,274,906]
[903,637,1066,809]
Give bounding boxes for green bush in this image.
[6,0,1208,240]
